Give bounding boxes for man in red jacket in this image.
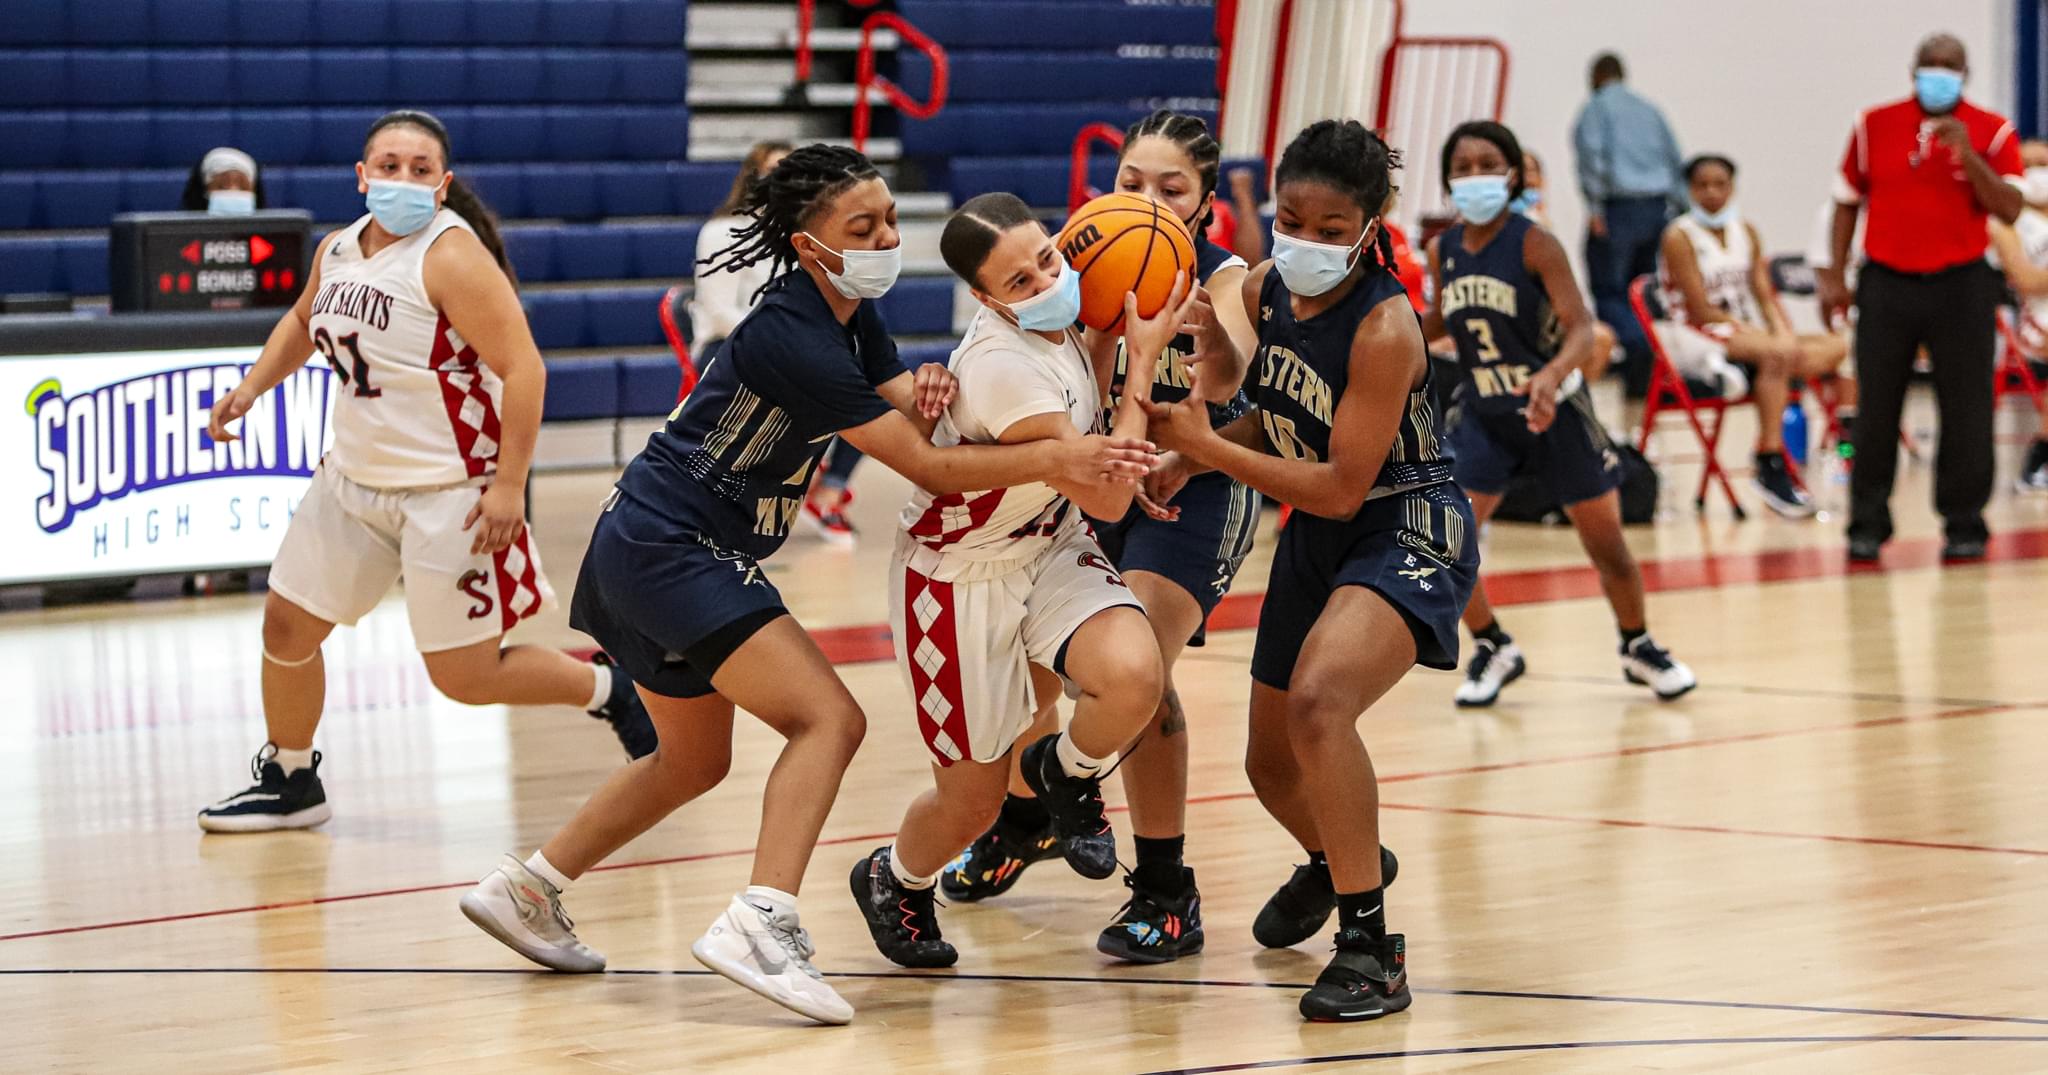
[1818,33,2022,563]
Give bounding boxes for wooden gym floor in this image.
[4,390,2047,1073]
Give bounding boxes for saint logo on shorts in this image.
[1077,551,1126,587]
[459,569,494,619]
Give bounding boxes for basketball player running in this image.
[940,112,1259,963]
[458,147,1155,1025]
[851,193,1190,967]
[196,110,654,834]
[1425,120,1696,708]
[1142,120,1477,1022]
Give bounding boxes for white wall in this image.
[1399,0,2014,261]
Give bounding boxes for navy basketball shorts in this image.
[570,490,788,699]
[1250,482,1479,690]
[1449,393,1622,508]
[1092,472,1261,647]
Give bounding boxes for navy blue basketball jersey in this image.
[1253,263,1453,514]
[1437,212,1563,418]
[1107,234,1250,427]
[615,272,906,558]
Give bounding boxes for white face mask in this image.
[801,232,902,299]
[2024,166,2048,208]
[207,189,256,216]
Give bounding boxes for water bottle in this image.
[1781,403,1808,467]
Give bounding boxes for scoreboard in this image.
[108,211,313,313]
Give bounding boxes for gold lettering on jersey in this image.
[1470,363,1536,399]
[1255,346,1332,424]
[1439,274,1519,319]
[755,494,803,536]
[309,280,396,331]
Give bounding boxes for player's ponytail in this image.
[701,143,882,298]
[362,109,515,284]
[1275,119,1401,279]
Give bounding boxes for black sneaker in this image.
[1847,535,1883,563]
[1298,930,1411,1023]
[848,846,957,968]
[1096,867,1204,964]
[588,653,657,760]
[1018,733,1117,880]
[198,744,331,833]
[2018,440,2048,493]
[1751,452,1816,519]
[939,817,1064,902]
[1452,638,1525,707]
[1252,846,1400,949]
[1942,537,1988,563]
[1621,635,1698,700]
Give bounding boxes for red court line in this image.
[1378,802,2048,858]
[5,703,2023,945]
[613,525,2048,667]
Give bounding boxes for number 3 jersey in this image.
[1436,212,1564,420]
[307,209,504,489]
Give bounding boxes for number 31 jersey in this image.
[306,208,504,489]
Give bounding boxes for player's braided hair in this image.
[1120,109,1223,229]
[700,143,882,296]
[1439,120,1528,201]
[1274,119,1401,277]
[363,110,514,283]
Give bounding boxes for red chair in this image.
[1629,274,1762,518]
[657,283,700,403]
[1995,305,2048,414]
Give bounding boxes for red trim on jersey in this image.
[491,527,544,634]
[1838,96,2023,273]
[901,567,973,767]
[907,489,1009,549]
[429,312,502,479]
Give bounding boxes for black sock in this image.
[1305,849,1332,882]
[1133,835,1186,892]
[1619,626,1647,651]
[1472,619,1510,646]
[1336,887,1386,940]
[999,793,1050,832]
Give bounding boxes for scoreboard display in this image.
[108,211,314,313]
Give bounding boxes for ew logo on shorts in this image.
[1398,552,1436,592]
[695,534,763,586]
[459,569,494,620]
[1077,551,1126,587]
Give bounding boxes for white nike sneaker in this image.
[459,854,606,973]
[1621,635,1698,700]
[691,894,854,1026]
[1453,639,1526,707]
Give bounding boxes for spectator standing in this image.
[1818,33,2021,562]
[1573,52,1683,405]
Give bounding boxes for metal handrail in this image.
[1066,123,1126,213]
[852,11,949,151]
[793,0,885,83]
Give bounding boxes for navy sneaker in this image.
[1298,930,1411,1022]
[1018,733,1116,880]
[198,744,331,832]
[589,653,657,759]
[1097,867,1204,964]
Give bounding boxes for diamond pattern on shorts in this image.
[914,636,945,678]
[929,728,962,763]
[913,587,941,632]
[920,683,953,723]
[430,311,502,480]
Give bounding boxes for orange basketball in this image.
[1056,192,1196,331]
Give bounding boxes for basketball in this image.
[1056,192,1196,331]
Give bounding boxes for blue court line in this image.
[2,967,2043,1030]
[1135,1035,2048,1073]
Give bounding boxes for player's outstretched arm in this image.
[208,234,333,443]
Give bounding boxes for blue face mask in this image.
[207,189,255,216]
[1002,255,1082,331]
[1915,67,1964,114]
[1510,189,1543,214]
[366,179,439,236]
[1449,174,1512,225]
[1271,227,1367,297]
[1690,202,1736,230]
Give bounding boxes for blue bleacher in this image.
[897,51,1215,103]
[0,0,688,48]
[892,1,1213,49]
[901,104,1217,157]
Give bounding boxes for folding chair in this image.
[1994,305,2048,414]
[657,283,699,402]
[1629,274,1756,518]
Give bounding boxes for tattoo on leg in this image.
[1158,689,1187,737]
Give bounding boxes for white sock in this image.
[585,662,612,711]
[1055,731,1114,780]
[525,850,574,892]
[273,747,315,775]
[742,884,799,919]
[888,845,937,890]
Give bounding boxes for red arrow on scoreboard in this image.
[249,234,274,264]
[180,241,201,264]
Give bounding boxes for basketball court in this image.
[5,394,2046,1073]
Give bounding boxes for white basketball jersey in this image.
[898,308,1103,581]
[1663,215,1762,327]
[307,209,504,489]
[2014,209,2048,346]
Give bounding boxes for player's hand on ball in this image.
[465,482,527,555]
[1137,451,1191,521]
[911,361,958,419]
[1065,434,1156,487]
[208,386,255,443]
[1121,271,1197,383]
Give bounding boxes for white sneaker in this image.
[1622,635,1697,700]
[691,893,854,1026]
[459,854,606,973]
[1454,639,1526,707]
